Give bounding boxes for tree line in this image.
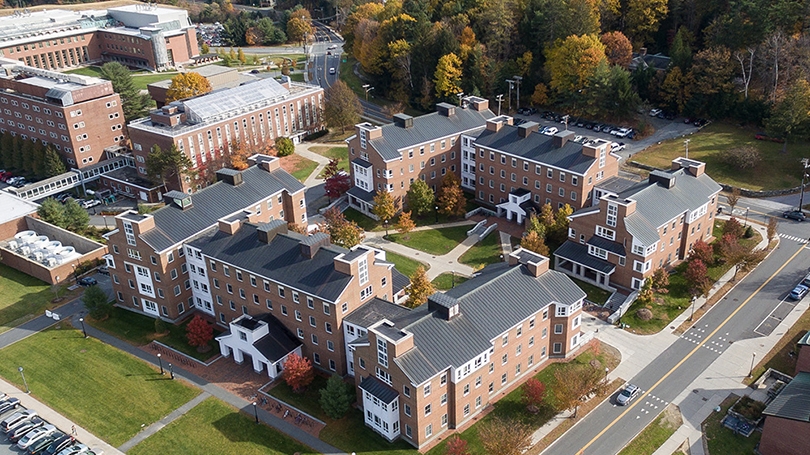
[0,132,66,180]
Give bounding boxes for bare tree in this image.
[478,417,533,455]
[726,187,741,213]
[767,217,778,243]
[735,47,756,99]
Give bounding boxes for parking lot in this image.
[0,398,88,455]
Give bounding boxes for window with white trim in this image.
[588,244,608,260]
[595,226,616,241]
[377,338,388,368]
[606,203,617,227]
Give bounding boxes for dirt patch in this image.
[279,154,306,173]
[660,404,683,429]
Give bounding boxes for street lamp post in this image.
[689,296,696,321]
[745,207,750,227]
[451,270,455,288]
[169,363,174,380]
[18,367,29,394]
[513,76,522,111]
[505,79,515,112]
[748,352,757,377]
[384,220,389,237]
[799,158,809,212]
[604,367,609,382]
[434,206,439,223]
[684,139,690,159]
[456,92,464,106]
[157,353,164,375]
[495,94,504,116]
[79,318,87,338]
[362,84,374,102]
[253,402,259,423]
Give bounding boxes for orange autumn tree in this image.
[283,352,315,393]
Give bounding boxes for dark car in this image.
[694,118,708,127]
[54,193,71,204]
[249,69,260,74]
[783,210,806,221]
[42,434,73,455]
[77,277,98,286]
[664,111,676,120]
[9,417,45,443]
[28,432,65,455]
[97,266,109,276]
[0,398,20,414]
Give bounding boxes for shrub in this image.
[636,308,653,321]
[154,317,168,335]
[276,137,295,157]
[720,145,761,170]
[303,129,328,141]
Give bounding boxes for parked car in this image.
[327,44,337,50]
[56,443,89,455]
[0,398,21,416]
[783,210,806,221]
[693,118,708,127]
[97,266,109,276]
[613,128,633,138]
[0,171,12,182]
[249,69,260,74]
[802,272,810,287]
[27,432,64,455]
[54,193,72,203]
[542,126,558,136]
[616,383,640,406]
[18,425,57,450]
[513,117,527,126]
[41,434,73,455]
[517,107,537,115]
[790,284,809,301]
[592,124,604,132]
[611,142,626,152]
[77,277,98,287]
[649,108,662,117]
[6,414,40,435]
[9,417,45,442]
[80,199,101,209]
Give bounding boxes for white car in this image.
[327,44,337,50]
[649,108,662,117]
[80,199,101,209]
[612,128,632,138]
[328,67,336,74]
[17,424,56,450]
[611,142,626,152]
[1,409,36,433]
[56,443,89,455]
[542,126,558,136]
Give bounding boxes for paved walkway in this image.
[364,220,481,280]
[118,392,211,452]
[294,143,333,188]
[529,217,781,449]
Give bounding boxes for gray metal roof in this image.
[369,108,495,161]
[393,263,586,385]
[596,175,641,195]
[190,224,353,303]
[347,186,375,203]
[619,169,721,247]
[799,331,810,346]
[138,165,304,252]
[359,376,399,404]
[183,78,290,124]
[344,298,412,327]
[587,236,626,257]
[391,268,410,294]
[252,314,302,363]
[474,125,596,174]
[763,371,810,422]
[352,157,372,168]
[554,241,617,274]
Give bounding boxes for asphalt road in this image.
[544,224,810,455]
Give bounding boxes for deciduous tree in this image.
[237,47,246,64]
[406,265,434,308]
[723,217,744,239]
[437,173,465,217]
[83,284,112,320]
[552,364,604,418]
[521,231,550,256]
[201,43,210,54]
[521,378,546,412]
[406,179,435,216]
[145,145,195,190]
[685,258,712,297]
[166,72,213,103]
[445,435,470,455]
[323,207,365,248]
[531,83,549,106]
[319,374,351,419]
[545,34,607,97]
[720,145,761,170]
[372,190,397,225]
[186,315,214,350]
[726,187,741,213]
[323,159,351,200]
[99,62,152,121]
[283,352,315,393]
[689,239,714,266]
[324,81,362,133]
[650,268,669,293]
[434,53,463,101]
[396,211,416,238]
[600,31,632,67]
[286,9,313,44]
[478,416,533,455]
[767,217,778,243]
[766,79,810,150]
[276,137,295,157]
[625,0,668,46]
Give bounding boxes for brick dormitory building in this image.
[128,76,325,193]
[345,98,621,220]
[0,5,199,72]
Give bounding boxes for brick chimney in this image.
[256,219,288,244]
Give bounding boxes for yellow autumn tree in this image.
[165,72,212,103]
[545,34,607,96]
[434,53,463,100]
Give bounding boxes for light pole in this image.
[689,296,696,321]
[18,367,29,394]
[169,363,174,380]
[253,402,259,423]
[434,206,439,223]
[505,79,515,112]
[495,94,504,116]
[79,318,87,338]
[562,115,570,131]
[451,270,455,288]
[604,367,609,383]
[362,84,374,102]
[748,352,756,377]
[745,207,750,227]
[684,139,690,159]
[157,353,164,375]
[384,220,389,237]
[513,76,522,111]
[799,158,809,212]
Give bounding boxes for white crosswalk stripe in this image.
[779,233,809,244]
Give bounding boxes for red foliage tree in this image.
[521,378,546,412]
[324,158,352,200]
[186,315,214,350]
[282,352,315,393]
[689,239,714,266]
[684,258,711,297]
[723,217,744,239]
[445,435,470,455]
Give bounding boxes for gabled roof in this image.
[189,224,353,303]
[763,371,810,422]
[391,263,585,385]
[359,376,399,404]
[252,314,302,363]
[137,165,304,252]
[368,108,494,161]
[588,236,626,257]
[473,125,596,174]
[554,241,616,274]
[344,298,413,327]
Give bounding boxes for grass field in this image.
[0,326,198,446]
[267,374,331,421]
[279,154,319,182]
[703,395,761,455]
[128,397,316,455]
[343,207,382,232]
[572,278,612,305]
[0,263,59,333]
[89,307,221,362]
[388,226,470,255]
[431,272,468,290]
[383,251,428,278]
[65,66,175,91]
[312,146,349,177]
[632,122,810,191]
[617,405,681,455]
[458,233,506,271]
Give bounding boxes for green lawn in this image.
[621,220,762,334]
[703,395,761,455]
[431,272,468,290]
[0,327,199,446]
[288,72,305,82]
[617,406,680,455]
[320,409,418,455]
[286,156,319,182]
[129,397,316,455]
[64,66,105,77]
[131,73,178,91]
[88,307,221,362]
[458,232,507,271]
[384,251,429,278]
[0,263,60,333]
[388,226,470,255]
[343,207,382,232]
[633,122,810,191]
[572,278,612,305]
[267,374,332,421]
[312,146,349,177]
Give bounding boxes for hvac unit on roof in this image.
[32,251,43,262]
[20,246,30,256]
[8,240,18,251]
[46,257,57,267]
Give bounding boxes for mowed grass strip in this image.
[383,251,429,278]
[129,397,316,455]
[388,225,470,255]
[0,263,58,333]
[458,233,506,271]
[311,146,349,177]
[0,327,199,446]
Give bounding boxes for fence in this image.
[607,291,639,324]
[464,206,497,219]
[467,219,487,237]
[480,223,498,239]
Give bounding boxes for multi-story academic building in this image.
[128,77,325,193]
[349,248,587,449]
[105,154,308,324]
[0,5,199,71]
[0,58,125,168]
[555,158,722,291]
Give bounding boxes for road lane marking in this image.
[571,244,807,455]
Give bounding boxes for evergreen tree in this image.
[20,139,34,178]
[319,374,351,419]
[83,284,113,320]
[11,135,23,173]
[30,142,46,179]
[99,62,152,121]
[0,132,12,170]
[43,147,67,177]
[37,198,66,228]
[63,199,90,232]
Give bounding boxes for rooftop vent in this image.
[163,190,192,210]
[649,170,676,189]
[393,113,413,128]
[436,102,456,117]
